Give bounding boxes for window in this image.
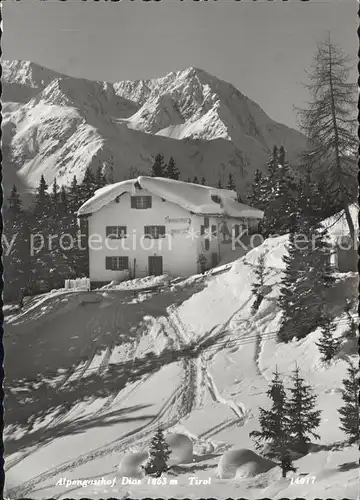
[204,216,209,227]
[211,225,217,238]
[144,226,166,239]
[211,195,221,204]
[131,196,152,209]
[105,256,129,271]
[106,226,127,239]
[205,238,210,251]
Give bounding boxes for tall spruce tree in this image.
[296,35,357,238]
[315,315,342,363]
[250,368,296,478]
[95,164,107,189]
[338,360,359,445]
[80,166,97,203]
[227,173,236,191]
[247,169,267,210]
[151,154,166,177]
[51,178,60,207]
[166,156,180,180]
[277,217,335,342]
[287,366,322,454]
[142,427,171,477]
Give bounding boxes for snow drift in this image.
[216,448,276,479]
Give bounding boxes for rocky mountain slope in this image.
[2,60,307,202]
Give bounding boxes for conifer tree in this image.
[200,176,206,185]
[344,299,357,339]
[338,360,359,445]
[287,366,322,453]
[34,175,50,215]
[296,35,357,238]
[68,175,80,214]
[217,177,223,189]
[315,315,342,363]
[142,427,171,477]
[247,169,267,210]
[166,156,180,180]
[251,252,268,314]
[278,218,335,342]
[192,176,199,184]
[51,177,60,207]
[227,173,236,191]
[151,154,166,177]
[250,368,296,478]
[80,166,97,201]
[95,164,107,189]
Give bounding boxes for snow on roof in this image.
[77,176,264,219]
[321,204,358,244]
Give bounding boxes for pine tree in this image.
[227,173,236,191]
[296,35,357,238]
[95,163,107,189]
[251,252,268,314]
[315,315,342,363]
[192,176,199,184]
[338,360,359,445]
[277,219,335,342]
[166,156,180,180]
[142,427,171,477]
[267,145,279,180]
[151,154,166,177]
[51,177,60,207]
[247,169,267,210]
[250,368,296,478]
[80,166,96,202]
[34,175,50,215]
[287,366,322,453]
[8,184,22,213]
[200,176,206,185]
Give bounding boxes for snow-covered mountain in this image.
[2,61,307,202]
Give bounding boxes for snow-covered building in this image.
[77,176,263,284]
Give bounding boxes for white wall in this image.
[87,189,198,281]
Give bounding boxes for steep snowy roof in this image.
[77,176,264,219]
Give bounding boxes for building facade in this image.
[78,177,263,284]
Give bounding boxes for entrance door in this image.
[148,256,163,276]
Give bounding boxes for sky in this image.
[3,0,357,130]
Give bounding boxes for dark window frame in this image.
[131,196,152,209]
[144,225,166,239]
[105,256,129,271]
[106,226,128,239]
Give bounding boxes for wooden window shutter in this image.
[201,225,205,236]
[131,196,137,208]
[105,257,112,270]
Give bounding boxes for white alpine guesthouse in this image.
[77,176,264,285]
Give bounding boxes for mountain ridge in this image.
[2,60,307,202]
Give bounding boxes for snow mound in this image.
[165,433,193,465]
[117,451,147,479]
[216,448,276,479]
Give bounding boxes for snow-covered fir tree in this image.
[287,365,322,453]
[277,215,335,342]
[250,368,296,478]
[142,427,171,477]
[79,166,97,202]
[251,252,268,314]
[338,360,359,445]
[247,169,267,211]
[151,153,166,177]
[315,315,342,363]
[165,156,180,180]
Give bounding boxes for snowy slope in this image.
[4,235,357,499]
[2,61,307,201]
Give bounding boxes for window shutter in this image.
[204,216,209,227]
[201,225,205,236]
[211,225,217,238]
[144,226,150,238]
[205,239,210,251]
[105,257,112,270]
[159,226,166,238]
[123,257,129,269]
[146,196,152,208]
[131,197,137,208]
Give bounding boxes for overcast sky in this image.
[3,0,357,130]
